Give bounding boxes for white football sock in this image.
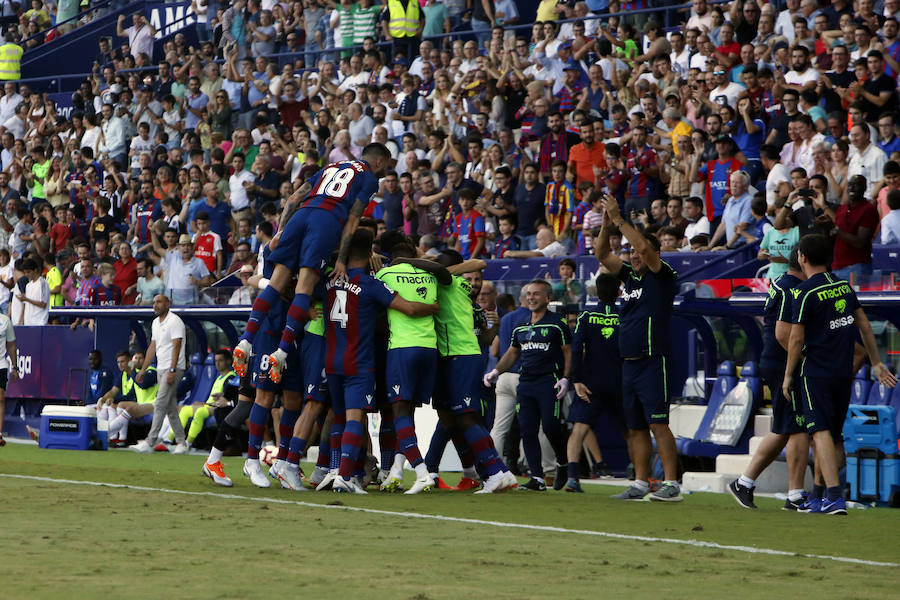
[207,447,224,464]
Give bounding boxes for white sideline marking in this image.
[2,473,897,569]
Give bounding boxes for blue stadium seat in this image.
[868,381,894,406]
[851,366,872,405]
[738,361,761,406]
[178,353,205,403]
[183,353,217,407]
[676,361,745,457]
[891,386,900,439]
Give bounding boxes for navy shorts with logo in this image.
[301,333,328,404]
[516,374,564,437]
[761,365,805,435]
[799,375,852,438]
[267,208,343,273]
[432,355,481,414]
[621,355,671,430]
[387,347,438,406]
[251,343,303,393]
[327,372,377,412]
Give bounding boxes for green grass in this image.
[1,444,899,599]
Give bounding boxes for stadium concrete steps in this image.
[682,412,812,494]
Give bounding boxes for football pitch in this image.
[1,444,898,599]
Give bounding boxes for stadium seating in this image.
[868,382,895,407]
[737,362,762,406]
[852,366,873,405]
[677,361,746,458]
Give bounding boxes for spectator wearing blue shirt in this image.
[733,95,766,183]
[708,170,754,248]
[183,76,209,133]
[187,183,233,241]
[513,163,546,249]
[877,113,900,156]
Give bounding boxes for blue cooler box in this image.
[39,405,107,451]
[843,405,900,505]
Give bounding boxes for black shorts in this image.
[621,356,670,430]
[0,368,7,390]
[760,366,805,435]
[799,375,852,438]
[567,384,623,429]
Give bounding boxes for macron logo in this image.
[463,397,472,406]
[366,394,373,402]
[393,385,400,395]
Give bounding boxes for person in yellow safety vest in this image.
[382,0,424,65]
[167,349,237,448]
[0,34,22,81]
[100,350,159,447]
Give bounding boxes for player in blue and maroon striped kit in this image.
[320,229,440,494]
[233,143,393,382]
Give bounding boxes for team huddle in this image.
[179,142,896,505]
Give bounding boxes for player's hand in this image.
[872,363,898,388]
[483,369,499,387]
[782,373,792,402]
[331,260,348,285]
[601,194,620,222]
[9,369,17,383]
[574,382,591,402]
[369,252,385,274]
[166,371,176,385]
[483,309,498,327]
[555,377,569,400]
[136,369,145,384]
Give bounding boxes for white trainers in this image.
[474,471,509,494]
[243,459,271,488]
[202,461,234,487]
[308,465,329,487]
[334,476,368,494]
[268,459,283,481]
[501,471,519,491]
[232,339,252,377]
[376,468,390,485]
[130,439,153,453]
[170,441,189,455]
[380,467,404,492]
[403,474,435,495]
[268,348,288,384]
[316,469,338,491]
[278,465,307,491]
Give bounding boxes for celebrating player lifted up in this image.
[232,143,393,382]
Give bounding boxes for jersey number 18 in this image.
[315,167,355,198]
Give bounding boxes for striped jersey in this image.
[324,267,396,375]
[300,160,379,225]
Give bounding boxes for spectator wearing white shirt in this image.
[131,294,189,454]
[848,123,888,199]
[880,189,900,244]
[775,0,801,43]
[117,13,157,61]
[164,235,213,305]
[781,46,819,90]
[761,144,791,210]
[228,152,255,220]
[17,258,49,326]
[98,102,127,169]
[682,196,711,246]
[503,228,567,258]
[0,248,12,315]
[0,82,23,125]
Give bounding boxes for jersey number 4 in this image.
[330,289,349,328]
[315,167,355,198]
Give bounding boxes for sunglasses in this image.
[714,70,726,76]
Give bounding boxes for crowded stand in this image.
[0,0,899,508]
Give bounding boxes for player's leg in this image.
[535,376,568,490]
[243,389,274,488]
[645,357,681,502]
[273,351,305,462]
[334,375,374,493]
[0,387,5,446]
[612,360,652,499]
[201,381,254,486]
[269,268,321,382]
[490,372,518,463]
[784,432,811,509]
[235,263,293,375]
[565,395,592,491]
[158,369,187,451]
[516,384,545,490]
[186,404,211,447]
[317,375,347,491]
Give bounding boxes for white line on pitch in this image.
[2,473,896,568]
